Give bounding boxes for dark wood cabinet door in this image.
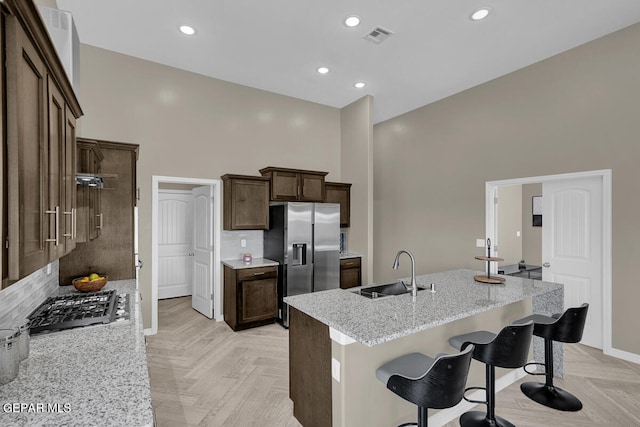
[6,17,49,279]
[299,173,325,201]
[270,170,299,201]
[222,176,270,230]
[62,105,77,254]
[47,75,66,260]
[340,257,361,289]
[239,278,278,323]
[325,182,351,227]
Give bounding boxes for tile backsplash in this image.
[0,261,59,325]
[221,230,264,260]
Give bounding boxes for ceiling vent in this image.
[363,26,394,44]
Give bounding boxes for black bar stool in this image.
[449,322,534,427]
[375,345,475,427]
[513,303,589,411]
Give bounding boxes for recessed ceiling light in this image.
[317,67,330,74]
[470,8,491,21]
[354,82,365,89]
[179,25,196,35]
[344,16,361,28]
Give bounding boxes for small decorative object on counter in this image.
[243,253,252,263]
[16,319,30,361]
[473,238,506,284]
[72,274,108,292]
[518,259,526,270]
[0,327,20,385]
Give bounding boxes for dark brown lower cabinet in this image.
[289,307,332,427]
[340,257,362,289]
[224,265,278,331]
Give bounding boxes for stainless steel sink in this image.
[353,281,426,299]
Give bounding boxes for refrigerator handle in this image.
[292,243,307,266]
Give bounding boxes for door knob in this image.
[542,262,551,268]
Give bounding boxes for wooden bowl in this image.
[72,276,108,293]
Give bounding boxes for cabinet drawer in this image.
[237,266,278,281]
[340,258,361,269]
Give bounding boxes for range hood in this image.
[76,173,104,188]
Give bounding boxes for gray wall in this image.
[497,185,523,266]
[340,96,374,284]
[373,22,640,355]
[522,183,542,266]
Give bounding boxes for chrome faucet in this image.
[393,250,418,299]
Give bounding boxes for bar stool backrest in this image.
[536,303,589,343]
[386,345,475,410]
[470,322,534,369]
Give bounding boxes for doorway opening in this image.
[151,176,222,335]
[485,169,611,353]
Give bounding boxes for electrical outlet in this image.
[476,239,485,248]
[241,239,246,248]
[516,231,521,237]
[331,358,341,382]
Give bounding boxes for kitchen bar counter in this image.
[285,269,563,427]
[285,268,562,346]
[0,279,153,427]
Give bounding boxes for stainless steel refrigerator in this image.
[264,202,340,327]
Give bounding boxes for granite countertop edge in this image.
[0,279,154,427]
[222,258,279,269]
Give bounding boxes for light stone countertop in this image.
[339,252,361,260]
[284,269,563,347]
[0,279,153,427]
[222,258,279,269]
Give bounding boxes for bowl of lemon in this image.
[72,273,108,293]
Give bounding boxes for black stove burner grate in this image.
[28,290,117,335]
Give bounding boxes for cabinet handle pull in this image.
[253,272,265,276]
[73,208,77,239]
[345,262,353,266]
[97,213,103,229]
[45,206,60,246]
[63,210,73,238]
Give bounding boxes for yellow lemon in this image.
[89,273,99,281]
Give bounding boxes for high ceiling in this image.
[57,0,640,124]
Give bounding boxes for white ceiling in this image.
[57,0,640,124]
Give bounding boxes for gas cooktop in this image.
[28,290,130,335]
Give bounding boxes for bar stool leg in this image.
[459,364,516,427]
[520,338,583,411]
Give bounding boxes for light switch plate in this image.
[331,358,340,382]
[241,239,247,248]
[476,239,485,248]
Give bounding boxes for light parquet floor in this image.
[147,297,640,427]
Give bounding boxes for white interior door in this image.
[192,185,214,318]
[542,176,602,348]
[158,191,194,299]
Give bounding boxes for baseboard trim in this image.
[607,347,640,365]
[428,364,529,427]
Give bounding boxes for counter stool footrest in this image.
[462,386,487,405]
[523,361,546,376]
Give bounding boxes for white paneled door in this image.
[158,191,194,299]
[192,186,214,318]
[542,176,602,348]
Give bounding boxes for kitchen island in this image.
[284,269,563,427]
[0,279,154,427]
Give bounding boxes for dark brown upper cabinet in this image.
[259,167,327,202]
[221,174,271,230]
[324,182,352,228]
[75,140,104,243]
[3,1,83,284]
